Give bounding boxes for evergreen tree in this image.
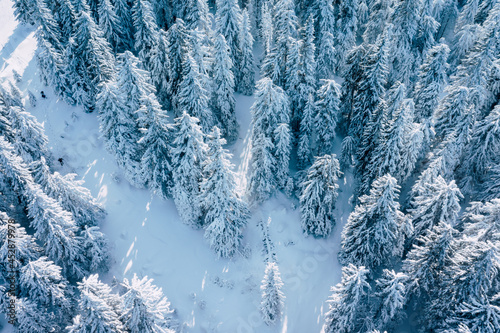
[8,106,49,163]
[374,270,407,329]
[138,97,173,200]
[340,174,408,269]
[333,0,358,73]
[171,112,207,227]
[323,264,371,333]
[68,274,125,333]
[36,35,65,98]
[408,176,462,246]
[371,99,423,184]
[362,0,391,43]
[460,105,500,194]
[315,80,341,155]
[120,274,175,333]
[51,0,75,47]
[177,51,214,131]
[30,156,105,227]
[433,85,470,141]
[215,0,243,83]
[80,225,109,272]
[114,0,134,51]
[403,222,456,297]
[212,34,237,141]
[297,94,315,168]
[247,133,276,204]
[185,0,213,39]
[132,0,159,66]
[260,261,285,325]
[202,127,249,258]
[300,154,342,237]
[149,29,171,108]
[273,123,292,191]
[98,0,121,52]
[316,0,336,78]
[239,9,255,95]
[188,27,213,104]
[13,0,36,25]
[34,0,63,50]
[166,18,188,110]
[11,296,57,332]
[19,257,70,310]
[284,37,302,124]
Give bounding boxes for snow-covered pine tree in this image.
[138,97,173,200]
[148,29,170,108]
[68,9,115,112]
[177,51,214,131]
[247,132,276,204]
[403,222,456,297]
[340,174,408,269]
[34,0,63,50]
[10,296,56,332]
[459,105,500,194]
[215,0,243,85]
[35,34,65,98]
[98,0,121,52]
[13,0,36,25]
[260,261,285,325]
[166,18,188,110]
[80,225,109,272]
[362,0,391,44]
[185,0,213,38]
[212,34,237,141]
[30,156,105,227]
[260,1,273,56]
[188,27,213,104]
[388,0,422,87]
[259,217,277,262]
[171,112,207,227]
[238,9,255,95]
[132,0,159,67]
[67,274,125,333]
[350,25,390,147]
[373,269,407,330]
[202,127,249,258]
[313,81,340,154]
[297,94,315,169]
[284,37,302,126]
[114,0,134,51]
[316,0,336,78]
[407,176,462,247]
[19,257,70,312]
[52,0,76,42]
[415,0,439,57]
[433,85,470,141]
[370,99,423,185]
[323,264,371,333]
[120,274,175,333]
[333,0,358,73]
[8,106,49,163]
[273,123,292,191]
[300,154,342,237]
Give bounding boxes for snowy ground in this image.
[0,2,357,331]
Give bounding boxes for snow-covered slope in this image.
[0,1,352,331]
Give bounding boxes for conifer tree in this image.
[34,0,63,50]
[201,127,249,258]
[433,86,470,141]
[297,94,315,169]
[8,106,49,163]
[120,274,175,333]
[98,0,121,52]
[80,225,109,272]
[12,296,57,332]
[408,176,462,246]
[177,51,214,131]
[248,133,276,204]
[260,261,285,325]
[323,264,371,333]
[340,174,408,269]
[333,0,358,73]
[362,0,391,43]
[316,1,336,78]
[68,274,125,333]
[171,112,207,227]
[284,37,302,124]
[166,18,188,110]
[36,35,65,98]
[137,96,173,199]
[300,155,342,237]
[132,0,159,66]
[185,0,213,39]
[216,0,243,83]
[149,29,171,108]
[239,9,255,95]
[114,0,134,51]
[212,34,237,141]
[13,0,36,25]
[315,80,341,155]
[273,123,292,191]
[374,270,407,329]
[30,156,105,227]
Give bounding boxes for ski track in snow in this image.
[0,2,354,332]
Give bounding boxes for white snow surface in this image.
[0,2,354,331]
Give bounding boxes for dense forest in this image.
[0,0,499,331]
